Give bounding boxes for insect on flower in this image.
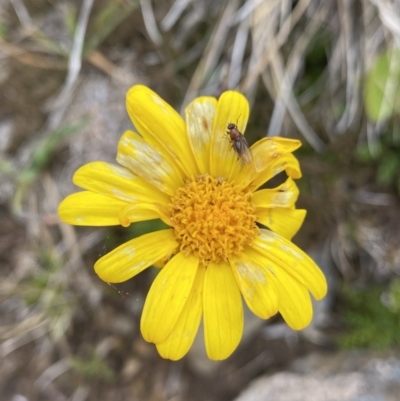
[226,123,253,165]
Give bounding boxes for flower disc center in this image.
[169,175,258,265]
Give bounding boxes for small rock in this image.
[121,358,142,382]
[234,352,400,401]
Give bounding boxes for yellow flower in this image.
[59,85,327,361]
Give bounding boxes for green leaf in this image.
[338,285,400,350]
[365,50,400,121]
[376,152,400,186]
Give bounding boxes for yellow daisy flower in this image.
[58,85,327,361]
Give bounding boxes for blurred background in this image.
[1,0,400,400]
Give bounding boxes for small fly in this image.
[226,123,253,165]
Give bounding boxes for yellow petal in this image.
[250,153,301,191]
[152,253,173,269]
[126,85,198,177]
[185,97,217,173]
[117,130,184,196]
[209,91,250,179]
[73,161,170,204]
[58,191,127,226]
[251,137,301,172]
[118,202,171,226]
[252,229,327,300]
[239,137,302,190]
[94,229,178,283]
[246,248,313,330]
[203,261,243,360]
[269,265,312,329]
[156,266,205,360]
[244,250,313,330]
[141,252,199,343]
[253,177,299,209]
[256,208,307,240]
[230,249,278,319]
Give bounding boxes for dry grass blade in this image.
[266,58,326,151]
[228,17,250,89]
[88,50,138,84]
[161,0,193,31]
[267,1,329,150]
[331,228,356,280]
[0,39,66,68]
[140,0,163,45]
[244,0,280,103]
[241,0,313,93]
[10,0,32,27]
[335,0,361,134]
[35,358,71,391]
[47,0,94,130]
[370,0,400,41]
[1,314,48,357]
[183,0,240,105]
[231,0,274,25]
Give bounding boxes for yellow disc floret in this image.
[169,175,258,265]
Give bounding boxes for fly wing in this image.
[234,136,253,165]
